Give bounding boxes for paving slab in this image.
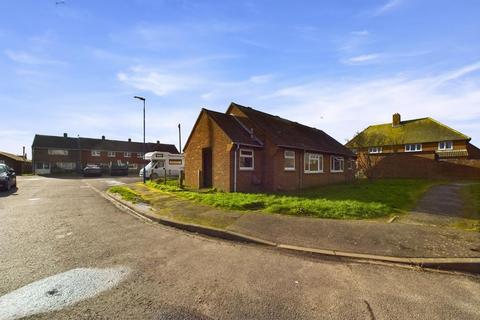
[227,213,480,258]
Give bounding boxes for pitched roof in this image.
[204,109,262,147]
[228,103,354,156]
[0,151,28,162]
[32,134,179,154]
[346,117,470,148]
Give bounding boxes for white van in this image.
[139,151,184,179]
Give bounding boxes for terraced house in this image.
[184,103,356,192]
[32,133,178,175]
[346,113,480,179]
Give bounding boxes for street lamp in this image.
[134,96,146,184]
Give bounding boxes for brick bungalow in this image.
[32,133,178,174]
[184,103,356,192]
[0,151,32,175]
[346,113,480,179]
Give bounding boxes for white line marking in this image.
[28,198,40,201]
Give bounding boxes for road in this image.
[0,176,479,320]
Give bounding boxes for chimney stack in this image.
[157,140,160,144]
[63,133,68,138]
[392,113,401,127]
[102,135,105,140]
[128,138,131,142]
[22,146,25,159]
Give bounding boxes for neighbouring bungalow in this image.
[0,151,32,175]
[184,102,356,192]
[346,113,480,179]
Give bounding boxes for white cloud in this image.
[117,66,202,96]
[259,62,480,144]
[374,0,404,16]
[343,54,381,64]
[4,50,65,65]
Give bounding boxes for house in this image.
[32,133,179,175]
[346,113,480,179]
[184,103,356,192]
[0,151,32,175]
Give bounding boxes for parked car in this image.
[110,163,128,176]
[83,164,102,177]
[0,164,16,191]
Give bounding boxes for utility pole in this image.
[178,123,182,153]
[134,96,146,184]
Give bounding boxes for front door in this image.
[202,148,212,188]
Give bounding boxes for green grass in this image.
[462,183,480,220]
[140,179,438,219]
[109,185,146,203]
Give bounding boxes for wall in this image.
[184,112,233,191]
[366,152,480,179]
[0,155,30,175]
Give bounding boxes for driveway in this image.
[1,176,479,319]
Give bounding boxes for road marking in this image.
[105,180,125,186]
[0,267,130,320]
[28,198,40,201]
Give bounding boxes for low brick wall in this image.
[369,153,480,180]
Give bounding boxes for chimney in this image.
[157,140,160,144]
[128,138,131,142]
[22,146,25,158]
[63,133,68,138]
[102,135,105,140]
[392,113,401,127]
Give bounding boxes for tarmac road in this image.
[1,176,479,320]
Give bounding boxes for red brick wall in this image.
[184,112,233,191]
[80,150,148,167]
[366,152,480,179]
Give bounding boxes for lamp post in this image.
[134,96,146,184]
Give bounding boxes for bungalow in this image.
[0,151,32,175]
[184,103,356,192]
[346,113,480,179]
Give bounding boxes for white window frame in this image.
[438,141,453,151]
[284,150,295,171]
[239,149,254,170]
[91,150,101,157]
[48,149,69,156]
[405,144,422,152]
[347,159,354,170]
[137,152,144,159]
[330,156,344,173]
[368,147,382,154]
[304,153,323,173]
[124,152,131,158]
[107,151,116,157]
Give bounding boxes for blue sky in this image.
[1,0,480,156]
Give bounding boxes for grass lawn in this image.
[108,178,439,220]
[458,183,480,232]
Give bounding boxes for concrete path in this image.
[413,183,467,217]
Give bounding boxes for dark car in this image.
[0,164,16,191]
[110,163,128,176]
[83,164,102,177]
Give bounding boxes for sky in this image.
[1,0,480,157]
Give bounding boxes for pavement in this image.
[120,183,480,260]
[1,176,480,319]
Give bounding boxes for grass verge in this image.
[140,179,438,219]
[109,185,146,203]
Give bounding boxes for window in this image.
[368,147,382,154]
[91,150,101,157]
[331,156,344,173]
[239,149,254,170]
[405,144,422,152]
[128,163,138,169]
[108,151,116,157]
[137,152,144,159]
[347,159,354,170]
[169,159,183,165]
[304,153,323,173]
[438,141,453,151]
[284,150,295,171]
[124,152,131,158]
[36,162,50,169]
[55,162,76,170]
[48,149,68,156]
